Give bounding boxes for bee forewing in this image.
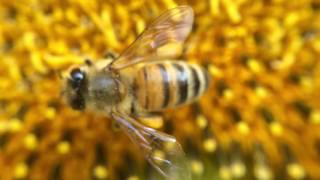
[110,6,194,70]
[111,112,191,180]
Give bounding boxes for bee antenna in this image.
[84,58,93,66]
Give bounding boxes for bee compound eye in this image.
[70,68,84,82]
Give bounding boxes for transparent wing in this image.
[110,6,194,70]
[111,112,191,180]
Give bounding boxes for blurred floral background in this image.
[1,0,320,179]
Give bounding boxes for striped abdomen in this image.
[134,61,210,111]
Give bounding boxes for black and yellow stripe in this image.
[134,61,210,111]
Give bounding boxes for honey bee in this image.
[61,6,210,179]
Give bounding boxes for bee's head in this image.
[62,66,88,111]
[61,58,126,113]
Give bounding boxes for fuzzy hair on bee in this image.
[61,6,210,180]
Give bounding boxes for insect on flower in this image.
[61,6,210,179]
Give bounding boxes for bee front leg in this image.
[103,50,118,60]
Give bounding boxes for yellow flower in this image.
[1,0,320,179]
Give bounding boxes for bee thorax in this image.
[87,75,123,107]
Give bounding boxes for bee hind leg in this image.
[134,113,164,130]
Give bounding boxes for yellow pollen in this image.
[219,165,232,179]
[223,89,234,100]
[23,133,38,150]
[14,163,28,179]
[270,122,283,136]
[56,141,71,154]
[45,107,56,120]
[191,160,204,175]
[231,160,246,178]
[310,110,320,124]
[203,138,217,153]
[8,118,23,132]
[286,163,306,179]
[93,165,108,179]
[196,115,208,129]
[237,122,250,135]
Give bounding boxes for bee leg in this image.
[111,111,191,180]
[103,50,118,60]
[135,113,164,129]
[134,112,162,117]
[111,119,121,131]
